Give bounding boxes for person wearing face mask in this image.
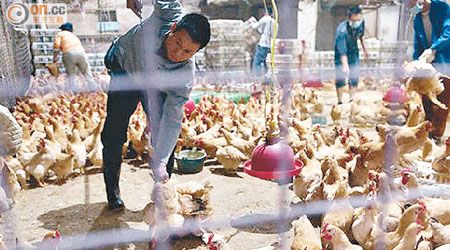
[102,0,211,212]
[334,7,368,105]
[411,0,450,143]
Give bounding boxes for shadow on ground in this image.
[38,202,148,249]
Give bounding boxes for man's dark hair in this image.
[266,7,273,16]
[175,13,210,50]
[348,7,362,18]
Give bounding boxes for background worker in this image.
[101,0,210,212]
[248,7,276,76]
[334,7,368,105]
[53,22,97,93]
[410,0,450,143]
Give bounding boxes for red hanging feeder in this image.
[303,74,323,88]
[244,135,303,180]
[184,97,196,116]
[383,84,408,103]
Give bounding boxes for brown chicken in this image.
[351,133,399,170]
[193,136,227,158]
[429,217,450,247]
[293,150,322,201]
[216,145,247,174]
[331,104,342,125]
[42,230,61,250]
[422,198,450,226]
[395,121,432,155]
[68,129,87,172]
[3,156,26,189]
[352,191,378,246]
[1,162,21,202]
[25,139,57,187]
[322,201,354,242]
[404,60,447,109]
[366,203,427,250]
[51,152,73,182]
[321,224,362,250]
[322,157,349,200]
[392,222,423,250]
[348,155,368,187]
[291,215,322,250]
[128,120,147,161]
[406,104,424,127]
[422,137,436,161]
[432,137,450,174]
[145,179,212,228]
[220,128,262,159]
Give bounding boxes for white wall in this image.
[297,0,317,53]
[116,3,154,33]
[377,5,400,41]
[363,8,377,38]
[70,12,98,36]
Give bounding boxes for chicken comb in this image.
[418,201,427,210]
[425,121,433,132]
[416,219,423,226]
[321,223,329,234]
[445,137,450,146]
[55,230,61,238]
[346,152,354,162]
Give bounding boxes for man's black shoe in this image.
[107,198,125,212]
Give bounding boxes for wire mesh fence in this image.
[0,0,449,250]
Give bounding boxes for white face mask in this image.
[349,20,362,29]
[411,2,424,15]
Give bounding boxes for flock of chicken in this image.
[0,59,449,249]
[177,84,450,249]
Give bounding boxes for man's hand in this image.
[53,50,58,63]
[419,48,436,63]
[364,50,369,60]
[247,16,257,23]
[342,63,350,79]
[152,162,169,183]
[127,0,142,18]
[0,105,22,156]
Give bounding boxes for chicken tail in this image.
[426,92,447,110]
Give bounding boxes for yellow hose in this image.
[263,0,279,131]
[270,0,278,74]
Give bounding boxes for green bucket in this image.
[175,149,207,174]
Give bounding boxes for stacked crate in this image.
[31,29,106,75]
[86,53,107,72]
[266,39,305,70]
[31,29,60,75]
[196,20,250,71]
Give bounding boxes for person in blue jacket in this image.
[334,7,368,105]
[411,0,450,143]
[412,0,450,72]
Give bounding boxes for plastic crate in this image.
[30,29,59,37]
[32,42,53,50]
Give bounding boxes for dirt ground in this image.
[2,89,449,250]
